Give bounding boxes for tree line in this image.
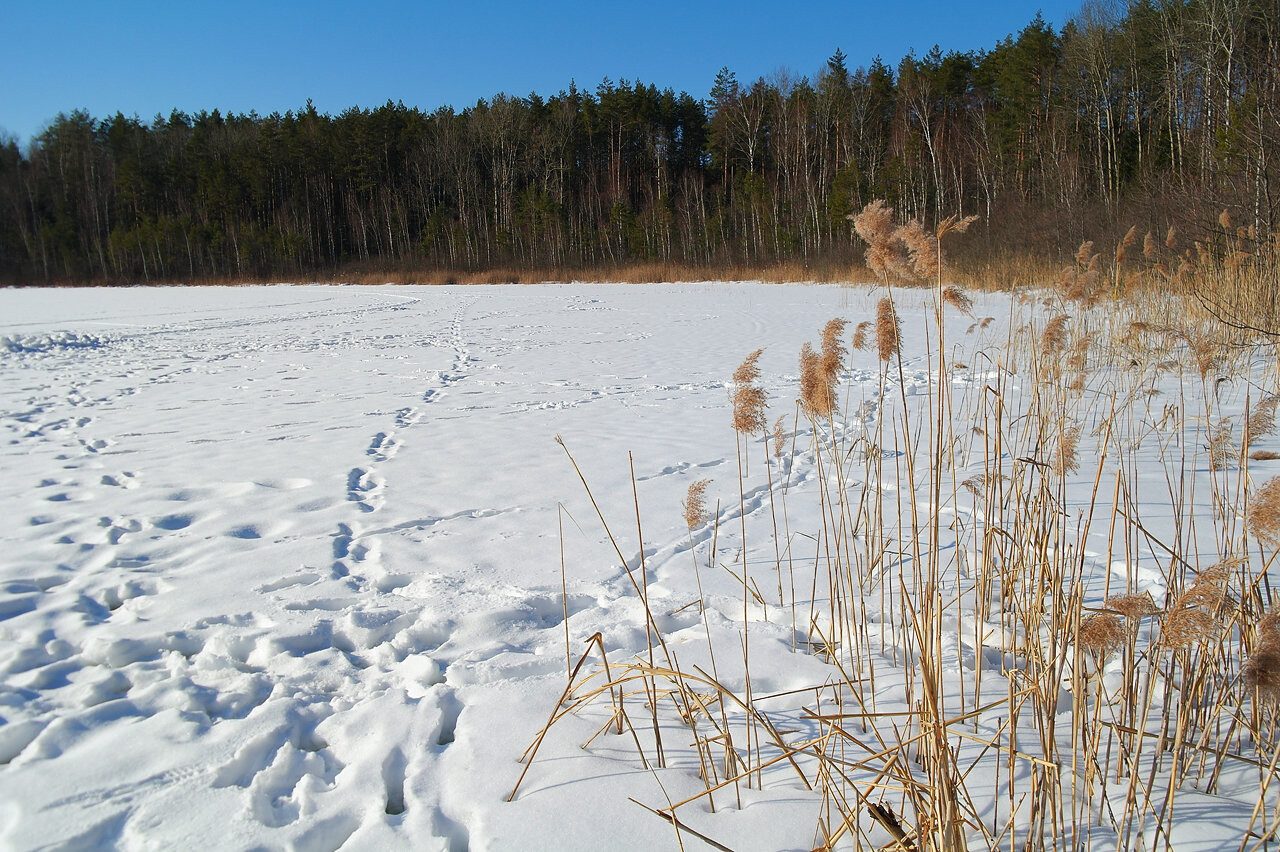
[1,0,1276,284]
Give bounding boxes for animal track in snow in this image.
[366,431,400,462]
[346,468,385,513]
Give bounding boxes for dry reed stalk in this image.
[875,297,901,363]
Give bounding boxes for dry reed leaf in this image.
[682,479,711,530]
[1078,614,1125,654]
[1105,592,1158,620]
[1248,476,1280,546]
[875,296,900,363]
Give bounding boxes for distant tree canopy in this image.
[1,0,1277,283]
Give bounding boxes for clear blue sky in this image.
[1,0,1078,146]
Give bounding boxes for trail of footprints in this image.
[2,299,504,848]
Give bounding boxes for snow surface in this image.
[0,283,1272,850]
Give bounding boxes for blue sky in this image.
[1,0,1077,145]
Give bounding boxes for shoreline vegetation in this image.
[2,2,1275,289]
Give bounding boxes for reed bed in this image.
[517,205,1280,850]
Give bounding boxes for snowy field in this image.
[1,282,1277,851]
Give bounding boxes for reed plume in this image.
[896,218,939,282]
[852,321,872,351]
[1052,424,1081,476]
[851,200,900,281]
[875,296,901,363]
[1248,476,1280,546]
[1143,230,1159,260]
[1161,607,1215,649]
[942,285,973,315]
[799,342,836,418]
[1075,240,1096,267]
[1242,646,1280,702]
[1246,396,1280,449]
[820,318,849,384]
[1041,315,1070,357]
[1105,592,1158,620]
[772,416,787,459]
[682,479,712,530]
[731,349,768,435]
[1078,614,1125,655]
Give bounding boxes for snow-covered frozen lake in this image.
[0,283,900,850]
[1,282,1273,850]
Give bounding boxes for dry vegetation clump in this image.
[535,204,1280,851]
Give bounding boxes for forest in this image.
[0,0,1276,284]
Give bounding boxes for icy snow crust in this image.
[0,283,1264,849]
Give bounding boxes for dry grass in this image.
[529,204,1280,852]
